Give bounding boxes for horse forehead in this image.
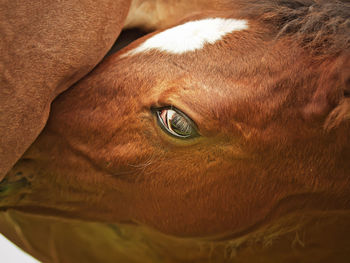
[122,18,249,56]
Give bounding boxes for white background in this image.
[0,234,40,263]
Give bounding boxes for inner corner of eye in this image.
[159,108,168,124]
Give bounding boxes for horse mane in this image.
[236,0,350,57]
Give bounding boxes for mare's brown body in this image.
[0,0,349,262]
[0,0,131,179]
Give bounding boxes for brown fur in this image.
[0,0,132,180]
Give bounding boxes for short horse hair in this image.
[239,0,350,56]
[231,0,350,129]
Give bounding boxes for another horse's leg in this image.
[0,0,131,179]
[124,0,238,30]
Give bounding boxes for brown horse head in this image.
[1,0,349,261]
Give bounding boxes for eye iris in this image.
[168,113,192,136]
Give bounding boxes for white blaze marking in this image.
[122,18,248,57]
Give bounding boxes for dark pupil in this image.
[169,113,192,136]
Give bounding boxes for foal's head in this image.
[2,0,350,240]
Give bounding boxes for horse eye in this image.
[154,107,198,139]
